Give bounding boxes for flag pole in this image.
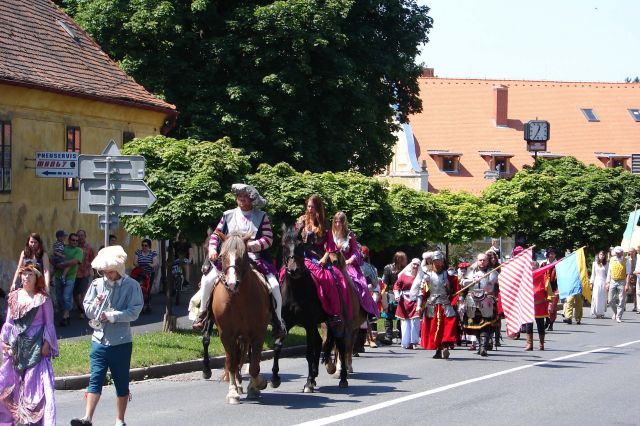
[628,203,638,252]
[453,245,536,297]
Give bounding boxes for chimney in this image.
[494,85,508,127]
[422,67,435,78]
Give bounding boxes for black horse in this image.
[270,225,328,392]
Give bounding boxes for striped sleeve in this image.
[248,215,273,252]
[208,216,226,254]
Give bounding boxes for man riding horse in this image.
[192,184,286,339]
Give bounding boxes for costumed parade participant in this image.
[393,258,422,349]
[381,252,408,344]
[412,250,460,359]
[540,247,559,331]
[71,245,143,426]
[193,184,286,338]
[606,246,627,323]
[296,195,352,326]
[459,253,499,357]
[0,264,58,425]
[329,212,378,351]
[360,246,380,348]
[521,247,554,350]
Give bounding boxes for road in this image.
[55,308,640,426]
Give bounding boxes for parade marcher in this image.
[360,245,380,348]
[525,253,554,350]
[626,247,637,312]
[193,184,286,338]
[606,246,626,323]
[55,233,83,327]
[590,250,608,318]
[381,252,408,344]
[459,253,499,357]
[486,249,503,348]
[393,258,422,349]
[540,247,559,331]
[70,245,143,426]
[413,250,459,359]
[0,264,57,425]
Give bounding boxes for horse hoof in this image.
[257,378,268,391]
[338,379,348,388]
[247,389,261,400]
[303,385,314,393]
[226,396,240,404]
[326,364,337,375]
[270,378,281,389]
[202,370,212,380]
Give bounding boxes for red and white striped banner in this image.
[499,247,535,335]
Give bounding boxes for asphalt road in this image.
[55,306,640,426]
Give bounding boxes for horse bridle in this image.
[218,264,241,292]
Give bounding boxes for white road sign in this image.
[78,155,146,180]
[36,151,78,178]
[79,179,157,215]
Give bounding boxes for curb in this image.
[55,345,307,391]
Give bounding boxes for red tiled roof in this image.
[0,0,176,115]
[409,76,640,193]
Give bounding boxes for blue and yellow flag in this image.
[556,248,591,301]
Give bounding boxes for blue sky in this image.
[417,0,640,82]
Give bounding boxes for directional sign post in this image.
[78,140,156,247]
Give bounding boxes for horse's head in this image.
[281,224,304,276]
[218,231,251,292]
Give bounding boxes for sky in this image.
[416,0,640,82]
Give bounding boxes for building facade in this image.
[381,68,640,194]
[0,0,176,287]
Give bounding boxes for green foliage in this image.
[483,157,639,252]
[247,163,394,250]
[433,190,515,244]
[55,0,433,173]
[120,135,251,242]
[386,184,443,245]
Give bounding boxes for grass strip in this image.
[53,326,307,377]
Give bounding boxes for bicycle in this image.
[171,258,189,305]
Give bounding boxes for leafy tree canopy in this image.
[56,0,433,174]
[120,135,251,243]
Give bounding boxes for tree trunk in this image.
[163,239,177,332]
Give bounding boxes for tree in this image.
[55,0,433,173]
[121,135,251,330]
[483,157,638,253]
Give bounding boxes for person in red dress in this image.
[413,251,460,359]
[393,258,422,349]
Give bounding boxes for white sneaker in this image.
[616,317,622,323]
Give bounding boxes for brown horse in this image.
[211,232,271,404]
[321,251,368,386]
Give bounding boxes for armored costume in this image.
[460,264,499,356]
[417,268,459,355]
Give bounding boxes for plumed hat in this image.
[231,183,266,209]
[91,245,127,276]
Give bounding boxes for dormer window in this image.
[427,150,462,173]
[581,108,599,122]
[629,109,640,122]
[595,152,629,169]
[479,151,514,178]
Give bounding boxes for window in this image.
[123,131,135,144]
[611,158,625,168]
[629,109,640,122]
[0,121,11,193]
[66,126,80,190]
[581,108,599,122]
[494,157,509,174]
[442,156,457,172]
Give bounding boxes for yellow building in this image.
[0,0,177,287]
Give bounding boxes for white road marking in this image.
[295,339,640,426]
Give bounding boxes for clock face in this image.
[527,121,549,141]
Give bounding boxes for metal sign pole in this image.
[104,156,111,249]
